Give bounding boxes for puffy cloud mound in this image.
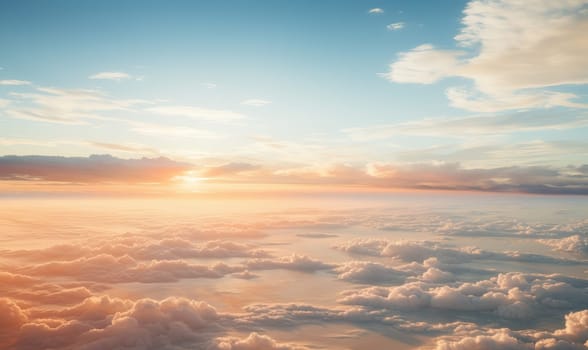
[5,237,269,263]
[335,261,407,284]
[0,298,28,330]
[334,238,583,265]
[339,273,588,319]
[21,253,244,283]
[539,235,588,256]
[14,296,220,350]
[555,310,588,342]
[209,332,309,350]
[433,329,525,350]
[245,254,335,272]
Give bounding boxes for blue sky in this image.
[1,0,587,194]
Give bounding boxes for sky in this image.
[1,0,588,195]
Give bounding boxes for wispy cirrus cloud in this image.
[129,121,222,139]
[0,79,31,86]
[145,105,245,122]
[343,110,588,140]
[368,8,384,14]
[88,71,132,81]
[3,86,147,124]
[87,141,161,156]
[241,99,271,107]
[201,82,217,89]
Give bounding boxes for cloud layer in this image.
[0,154,191,183]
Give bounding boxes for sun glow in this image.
[172,171,209,192]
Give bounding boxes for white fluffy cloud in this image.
[13,296,220,350]
[385,0,588,112]
[334,238,585,265]
[335,261,407,284]
[246,254,335,272]
[339,272,588,319]
[539,235,588,257]
[209,332,309,350]
[384,44,463,84]
[432,329,525,350]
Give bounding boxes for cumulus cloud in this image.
[0,154,191,183]
[384,0,588,111]
[3,238,269,263]
[209,332,309,350]
[554,310,588,342]
[12,296,221,350]
[431,329,526,350]
[0,298,28,330]
[421,267,455,283]
[1,204,587,350]
[339,272,588,320]
[88,72,132,81]
[427,309,588,349]
[334,261,407,284]
[20,254,244,283]
[539,236,588,257]
[246,254,335,272]
[334,238,585,266]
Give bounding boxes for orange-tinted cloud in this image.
[0,154,191,183]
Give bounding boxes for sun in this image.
[172,171,208,192]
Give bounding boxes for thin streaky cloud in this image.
[0,79,31,86]
[368,8,384,14]
[88,71,132,81]
[241,99,272,107]
[201,83,217,89]
[145,105,246,121]
[387,22,405,31]
[129,121,223,139]
[87,141,161,155]
[343,110,588,140]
